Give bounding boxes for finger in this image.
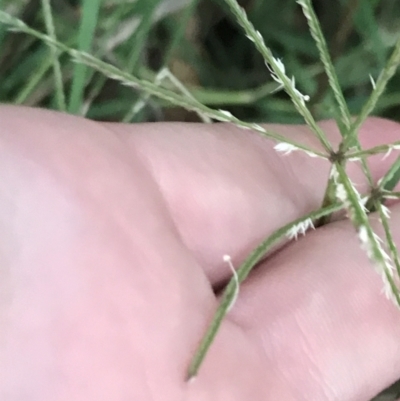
[223,202,400,401]
[106,118,400,285]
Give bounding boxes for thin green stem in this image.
[342,37,400,151]
[378,155,400,192]
[40,0,66,111]
[346,142,400,160]
[383,191,400,199]
[186,202,344,379]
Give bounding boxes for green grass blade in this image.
[14,53,53,104]
[76,1,137,116]
[352,0,386,67]
[161,0,199,66]
[68,0,102,114]
[126,0,159,73]
[40,0,66,111]
[0,0,6,48]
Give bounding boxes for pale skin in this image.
[1,105,400,401]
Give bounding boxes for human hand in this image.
[1,105,400,401]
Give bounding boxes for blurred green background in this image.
[1,0,400,124]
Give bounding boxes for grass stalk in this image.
[378,156,400,192]
[342,37,400,152]
[187,202,344,379]
[40,0,66,111]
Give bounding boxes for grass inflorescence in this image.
[2,1,400,400]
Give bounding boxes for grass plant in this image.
[1,1,400,399]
